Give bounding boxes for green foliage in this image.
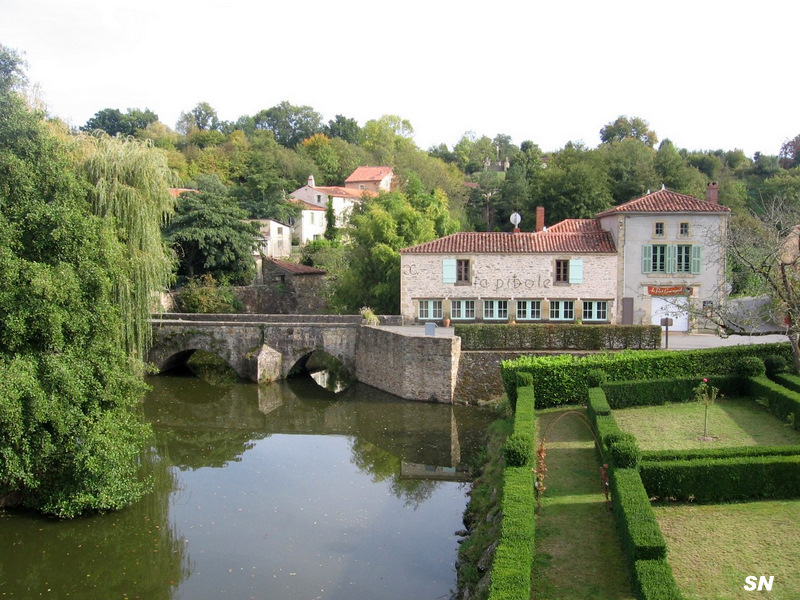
[608,434,641,468]
[456,323,661,352]
[164,185,259,285]
[764,354,788,377]
[610,468,667,561]
[602,375,738,409]
[586,387,611,424]
[747,376,800,429]
[0,64,152,516]
[586,368,608,388]
[501,433,533,467]
[641,445,800,463]
[487,467,535,600]
[736,356,766,377]
[633,559,684,600]
[639,455,800,503]
[501,343,792,408]
[173,274,241,313]
[82,107,158,137]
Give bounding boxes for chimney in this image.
[706,181,719,204]
[535,206,545,232]
[308,174,316,188]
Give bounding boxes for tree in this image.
[255,101,323,148]
[164,178,260,285]
[324,114,361,144]
[716,197,800,372]
[0,46,153,517]
[176,102,220,134]
[654,139,707,198]
[81,133,177,358]
[779,134,800,170]
[600,115,658,147]
[598,137,660,204]
[82,107,158,137]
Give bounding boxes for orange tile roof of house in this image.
[266,259,326,275]
[345,166,393,183]
[168,187,198,197]
[314,185,366,199]
[289,198,326,211]
[401,221,616,254]
[595,188,731,217]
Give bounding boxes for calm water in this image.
[0,373,495,599]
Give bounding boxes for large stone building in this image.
[400,184,730,332]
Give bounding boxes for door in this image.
[650,297,689,332]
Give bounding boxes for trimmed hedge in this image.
[488,386,537,600]
[749,375,800,429]
[640,455,800,503]
[456,322,661,351]
[587,387,611,422]
[502,343,792,408]
[602,375,739,408]
[641,445,800,462]
[610,468,667,561]
[634,559,684,600]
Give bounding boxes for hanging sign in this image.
[648,285,690,296]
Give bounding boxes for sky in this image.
[2,0,798,158]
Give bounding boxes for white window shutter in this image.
[568,259,583,284]
[442,259,457,283]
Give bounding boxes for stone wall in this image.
[233,279,327,314]
[355,326,461,402]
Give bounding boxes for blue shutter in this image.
[568,259,583,284]
[641,245,653,273]
[690,245,702,274]
[442,259,456,283]
[666,245,678,274]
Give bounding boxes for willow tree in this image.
[81,134,176,359]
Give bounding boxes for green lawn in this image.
[654,500,800,600]
[612,398,800,451]
[532,408,634,600]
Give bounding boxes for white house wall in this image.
[400,252,618,323]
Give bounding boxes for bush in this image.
[747,376,800,429]
[502,433,534,467]
[610,468,667,562]
[586,387,611,422]
[456,323,661,351]
[586,368,608,388]
[602,375,739,409]
[608,434,641,468]
[736,356,766,377]
[641,445,800,462]
[764,354,788,377]
[174,274,241,313]
[640,455,800,502]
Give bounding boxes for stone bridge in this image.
[149,314,376,383]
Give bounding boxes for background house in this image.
[399,210,618,325]
[344,166,394,192]
[596,183,730,332]
[290,174,367,244]
[289,197,327,245]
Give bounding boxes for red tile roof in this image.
[267,259,326,275]
[314,185,366,199]
[401,221,616,254]
[595,188,731,217]
[345,166,393,183]
[168,187,198,197]
[289,198,326,211]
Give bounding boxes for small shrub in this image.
[586,368,608,388]
[502,433,534,467]
[764,354,788,377]
[736,356,766,377]
[608,434,641,468]
[174,274,240,313]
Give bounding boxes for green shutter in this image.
[442,259,456,283]
[690,245,702,274]
[642,245,653,273]
[666,245,677,274]
[568,259,583,284]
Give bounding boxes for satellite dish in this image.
[510,212,522,227]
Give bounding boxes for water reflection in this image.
[0,375,495,600]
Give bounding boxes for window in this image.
[483,300,508,320]
[316,194,323,204]
[679,222,689,237]
[583,301,608,322]
[651,244,667,272]
[655,222,664,237]
[517,300,542,321]
[451,299,475,320]
[549,300,574,321]
[456,259,471,284]
[418,300,443,320]
[555,259,569,283]
[676,245,691,272]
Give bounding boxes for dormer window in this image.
[655,222,664,237]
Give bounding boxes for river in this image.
[0,370,495,599]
